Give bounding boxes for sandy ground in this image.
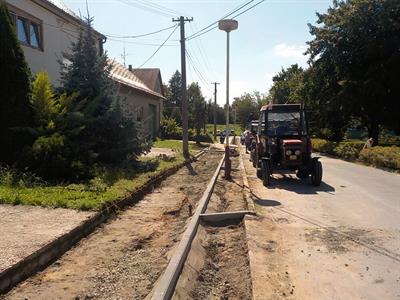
[241,145,400,300]
[0,205,93,273]
[206,149,248,213]
[142,147,176,158]
[4,149,222,300]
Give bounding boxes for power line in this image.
[231,0,266,19]
[133,24,179,70]
[186,49,213,93]
[103,24,177,39]
[189,23,219,80]
[117,0,174,18]
[186,43,214,90]
[186,0,255,40]
[187,0,266,41]
[107,37,178,47]
[137,0,189,17]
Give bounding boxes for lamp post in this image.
[218,19,238,180]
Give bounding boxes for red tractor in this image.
[253,104,322,186]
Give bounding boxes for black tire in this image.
[251,151,257,168]
[296,170,309,179]
[256,167,262,179]
[261,160,270,186]
[311,160,322,186]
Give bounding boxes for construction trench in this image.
[2,145,254,300]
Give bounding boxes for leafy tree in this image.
[232,93,260,129]
[268,64,305,104]
[187,82,206,143]
[0,1,34,164]
[164,70,182,123]
[307,0,400,143]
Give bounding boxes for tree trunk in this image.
[367,116,379,146]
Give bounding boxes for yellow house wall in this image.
[117,85,161,137]
[6,0,102,86]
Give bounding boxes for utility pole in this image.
[173,16,193,159]
[211,82,220,141]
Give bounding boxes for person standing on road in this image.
[244,131,251,153]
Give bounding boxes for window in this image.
[17,17,29,44]
[266,111,307,136]
[29,22,41,48]
[8,6,43,50]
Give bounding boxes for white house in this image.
[5,0,164,137]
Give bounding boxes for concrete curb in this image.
[239,145,256,215]
[0,149,207,294]
[150,154,225,300]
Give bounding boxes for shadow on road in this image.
[254,199,281,206]
[268,175,335,195]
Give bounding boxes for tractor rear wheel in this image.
[311,160,322,186]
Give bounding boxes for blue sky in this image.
[64,0,332,105]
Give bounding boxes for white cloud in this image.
[263,73,275,90]
[272,43,307,58]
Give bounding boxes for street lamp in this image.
[219,19,238,180]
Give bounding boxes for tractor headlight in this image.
[286,150,292,156]
[295,150,301,156]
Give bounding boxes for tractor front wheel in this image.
[261,160,270,187]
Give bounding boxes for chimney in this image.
[128,65,132,72]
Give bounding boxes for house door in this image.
[148,104,157,139]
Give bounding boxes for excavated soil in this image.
[206,150,247,213]
[4,149,222,300]
[189,221,252,300]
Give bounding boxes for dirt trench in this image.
[4,149,222,300]
[174,221,252,300]
[173,150,252,300]
[206,150,247,213]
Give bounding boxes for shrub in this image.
[359,146,400,170]
[311,138,337,155]
[380,135,400,147]
[333,141,364,161]
[0,165,43,188]
[160,117,182,139]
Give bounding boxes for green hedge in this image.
[311,139,364,160]
[359,147,400,170]
[312,138,400,171]
[160,118,213,143]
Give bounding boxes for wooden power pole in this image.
[173,16,193,159]
[211,82,220,141]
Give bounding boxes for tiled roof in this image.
[132,68,163,96]
[108,59,165,99]
[46,0,80,19]
[37,0,104,38]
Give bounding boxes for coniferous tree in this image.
[0,1,34,164]
[164,71,182,124]
[59,16,149,168]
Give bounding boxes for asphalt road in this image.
[243,152,400,300]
